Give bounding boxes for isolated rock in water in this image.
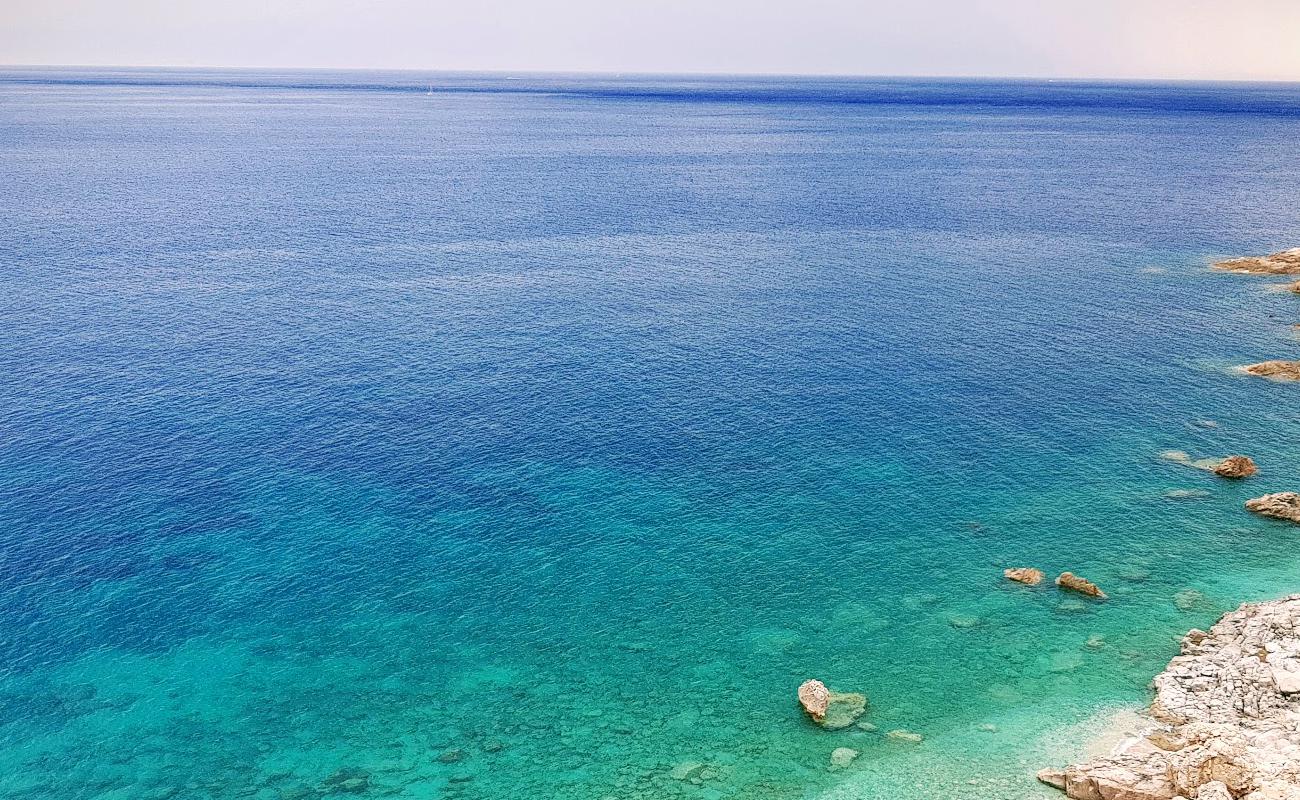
[829,747,859,769]
[1056,572,1107,600]
[1241,361,1300,381]
[1214,248,1300,275]
[797,680,830,721]
[1215,456,1258,479]
[798,680,866,729]
[1289,280,1300,295]
[821,691,868,730]
[1040,595,1300,800]
[1005,567,1045,586]
[1245,493,1300,524]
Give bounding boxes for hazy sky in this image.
[5,0,1300,80]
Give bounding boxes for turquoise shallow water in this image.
[2,71,1300,800]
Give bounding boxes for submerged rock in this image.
[1241,361,1300,381]
[1164,489,1211,500]
[1055,599,1090,614]
[1056,572,1107,600]
[1215,456,1259,479]
[1048,651,1085,673]
[829,747,859,769]
[1245,493,1300,524]
[886,729,923,743]
[1005,567,1045,586]
[821,692,868,730]
[321,768,370,795]
[1160,451,1222,472]
[1040,595,1300,800]
[1214,248,1300,275]
[1173,589,1206,612]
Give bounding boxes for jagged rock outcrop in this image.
[1242,362,1300,382]
[1215,249,1300,275]
[1057,572,1107,600]
[1216,456,1259,479]
[797,679,867,729]
[1005,567,1046,586]
[1246,493,1300,524]
[1040,595,1300,800]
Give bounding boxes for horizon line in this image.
[3,62,1300,86]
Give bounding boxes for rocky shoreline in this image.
[1038,595,1300,800]
[1033,247,1300,800]
[799,246,1300,795]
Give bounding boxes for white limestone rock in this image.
[1040,595,1300,800]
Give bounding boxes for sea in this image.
[2,69,1300,800]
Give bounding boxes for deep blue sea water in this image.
[2,69,1300,800]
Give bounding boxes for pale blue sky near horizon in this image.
[3,0,1300,81]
